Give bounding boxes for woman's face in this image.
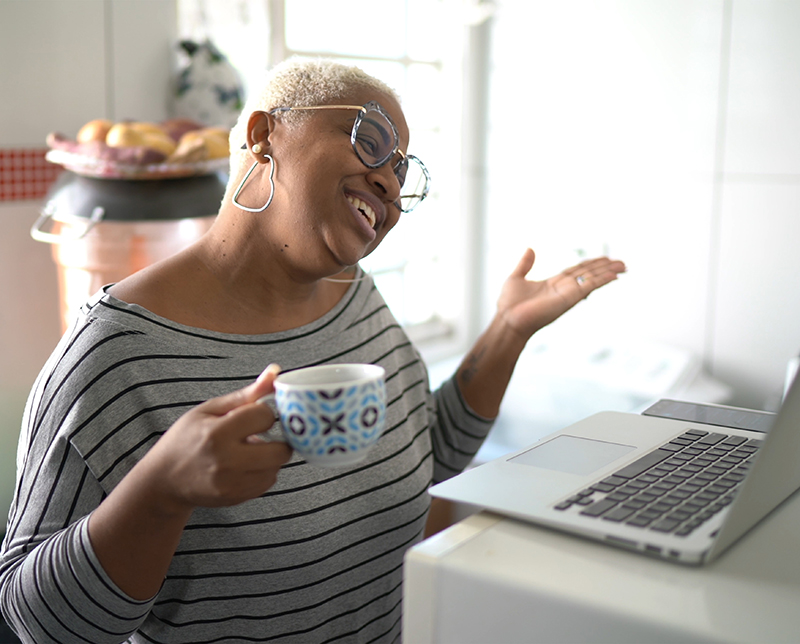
[265,88,410,276]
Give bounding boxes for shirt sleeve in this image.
[428,375,495,484]
[1,515,156,644]
[0,332,157,644]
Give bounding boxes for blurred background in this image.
[1,0,799,528]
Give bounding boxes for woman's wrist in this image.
[456,314,529,418]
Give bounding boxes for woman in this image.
[0,59,625,643]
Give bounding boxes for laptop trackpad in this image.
[509,435,636,476]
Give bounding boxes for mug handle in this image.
[255,394,288,443]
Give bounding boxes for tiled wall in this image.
[483,0,800,411]
[0,149,63,202]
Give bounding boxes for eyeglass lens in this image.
[353,105,429,212]
[353,109,396,168]
[397,156,428,212]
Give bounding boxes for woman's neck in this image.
[109,229,354,335]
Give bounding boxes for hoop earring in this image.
[232,154,276,212]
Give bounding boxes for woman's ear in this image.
[245,110,275,162]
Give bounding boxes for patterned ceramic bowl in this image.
[273,364,387,467]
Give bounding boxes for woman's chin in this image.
[330,243,371,269]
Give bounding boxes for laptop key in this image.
[601,475,628,487]
[636,474,659,484]
[622,500,647,510]
[721,435,747,446]
[602,506,636,522]
[654,464,678,472]
[614,449,674,479]
[651,518,682,533]
[580,499,618,517]
[696,433,728,446]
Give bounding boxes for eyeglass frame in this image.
[266,101,431,213]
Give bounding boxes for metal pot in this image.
[33,171,226,331]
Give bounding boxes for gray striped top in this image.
[0,274,493,644]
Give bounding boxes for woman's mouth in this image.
[346,195,377,229]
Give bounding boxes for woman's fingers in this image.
[510,248,536,279]
[149,363,293,507]
[563,258,626,293]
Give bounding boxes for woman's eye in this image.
[356,134,380,156]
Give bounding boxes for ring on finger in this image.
[576,275,587,286]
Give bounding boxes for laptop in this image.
[429,374,800,565]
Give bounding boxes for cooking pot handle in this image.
[30,205,104,244]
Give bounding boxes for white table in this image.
[404,491,800,643]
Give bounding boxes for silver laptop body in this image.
[429,376,800,564]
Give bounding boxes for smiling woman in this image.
[0,58,494,644]
[0,55,624,643]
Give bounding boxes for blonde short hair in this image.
[227,57,400,185]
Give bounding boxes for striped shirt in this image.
[0,274,492,644]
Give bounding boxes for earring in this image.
[252,143,262,154]
[232,154,276,212]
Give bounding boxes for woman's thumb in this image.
[201,364,281,416]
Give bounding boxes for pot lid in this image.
[42,170,227,221]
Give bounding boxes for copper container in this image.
[33,171,225,332]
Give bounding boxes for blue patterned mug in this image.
[264,364,387,467]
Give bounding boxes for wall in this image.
[482,0,800,412]
[0,0,177,527]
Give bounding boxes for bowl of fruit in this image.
[46,117,230,180]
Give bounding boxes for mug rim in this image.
[274,363,385,389]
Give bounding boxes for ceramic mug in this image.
[260,363,387,467]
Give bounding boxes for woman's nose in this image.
[367,164,401,203]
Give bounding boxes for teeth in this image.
[347,196,377,228]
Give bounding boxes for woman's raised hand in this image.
[496,248,626,341]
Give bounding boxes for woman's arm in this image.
[456,249,626,418]
[1,367,291,644]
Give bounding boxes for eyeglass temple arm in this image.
[242,105,368,147]
[267,105,367,115]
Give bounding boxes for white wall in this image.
[0,0,176,527]
[482,0,800,412]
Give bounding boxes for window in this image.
[178,0,472,361]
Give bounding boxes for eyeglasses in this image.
[268,101,431,213]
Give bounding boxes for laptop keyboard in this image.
[554,429,763,536]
